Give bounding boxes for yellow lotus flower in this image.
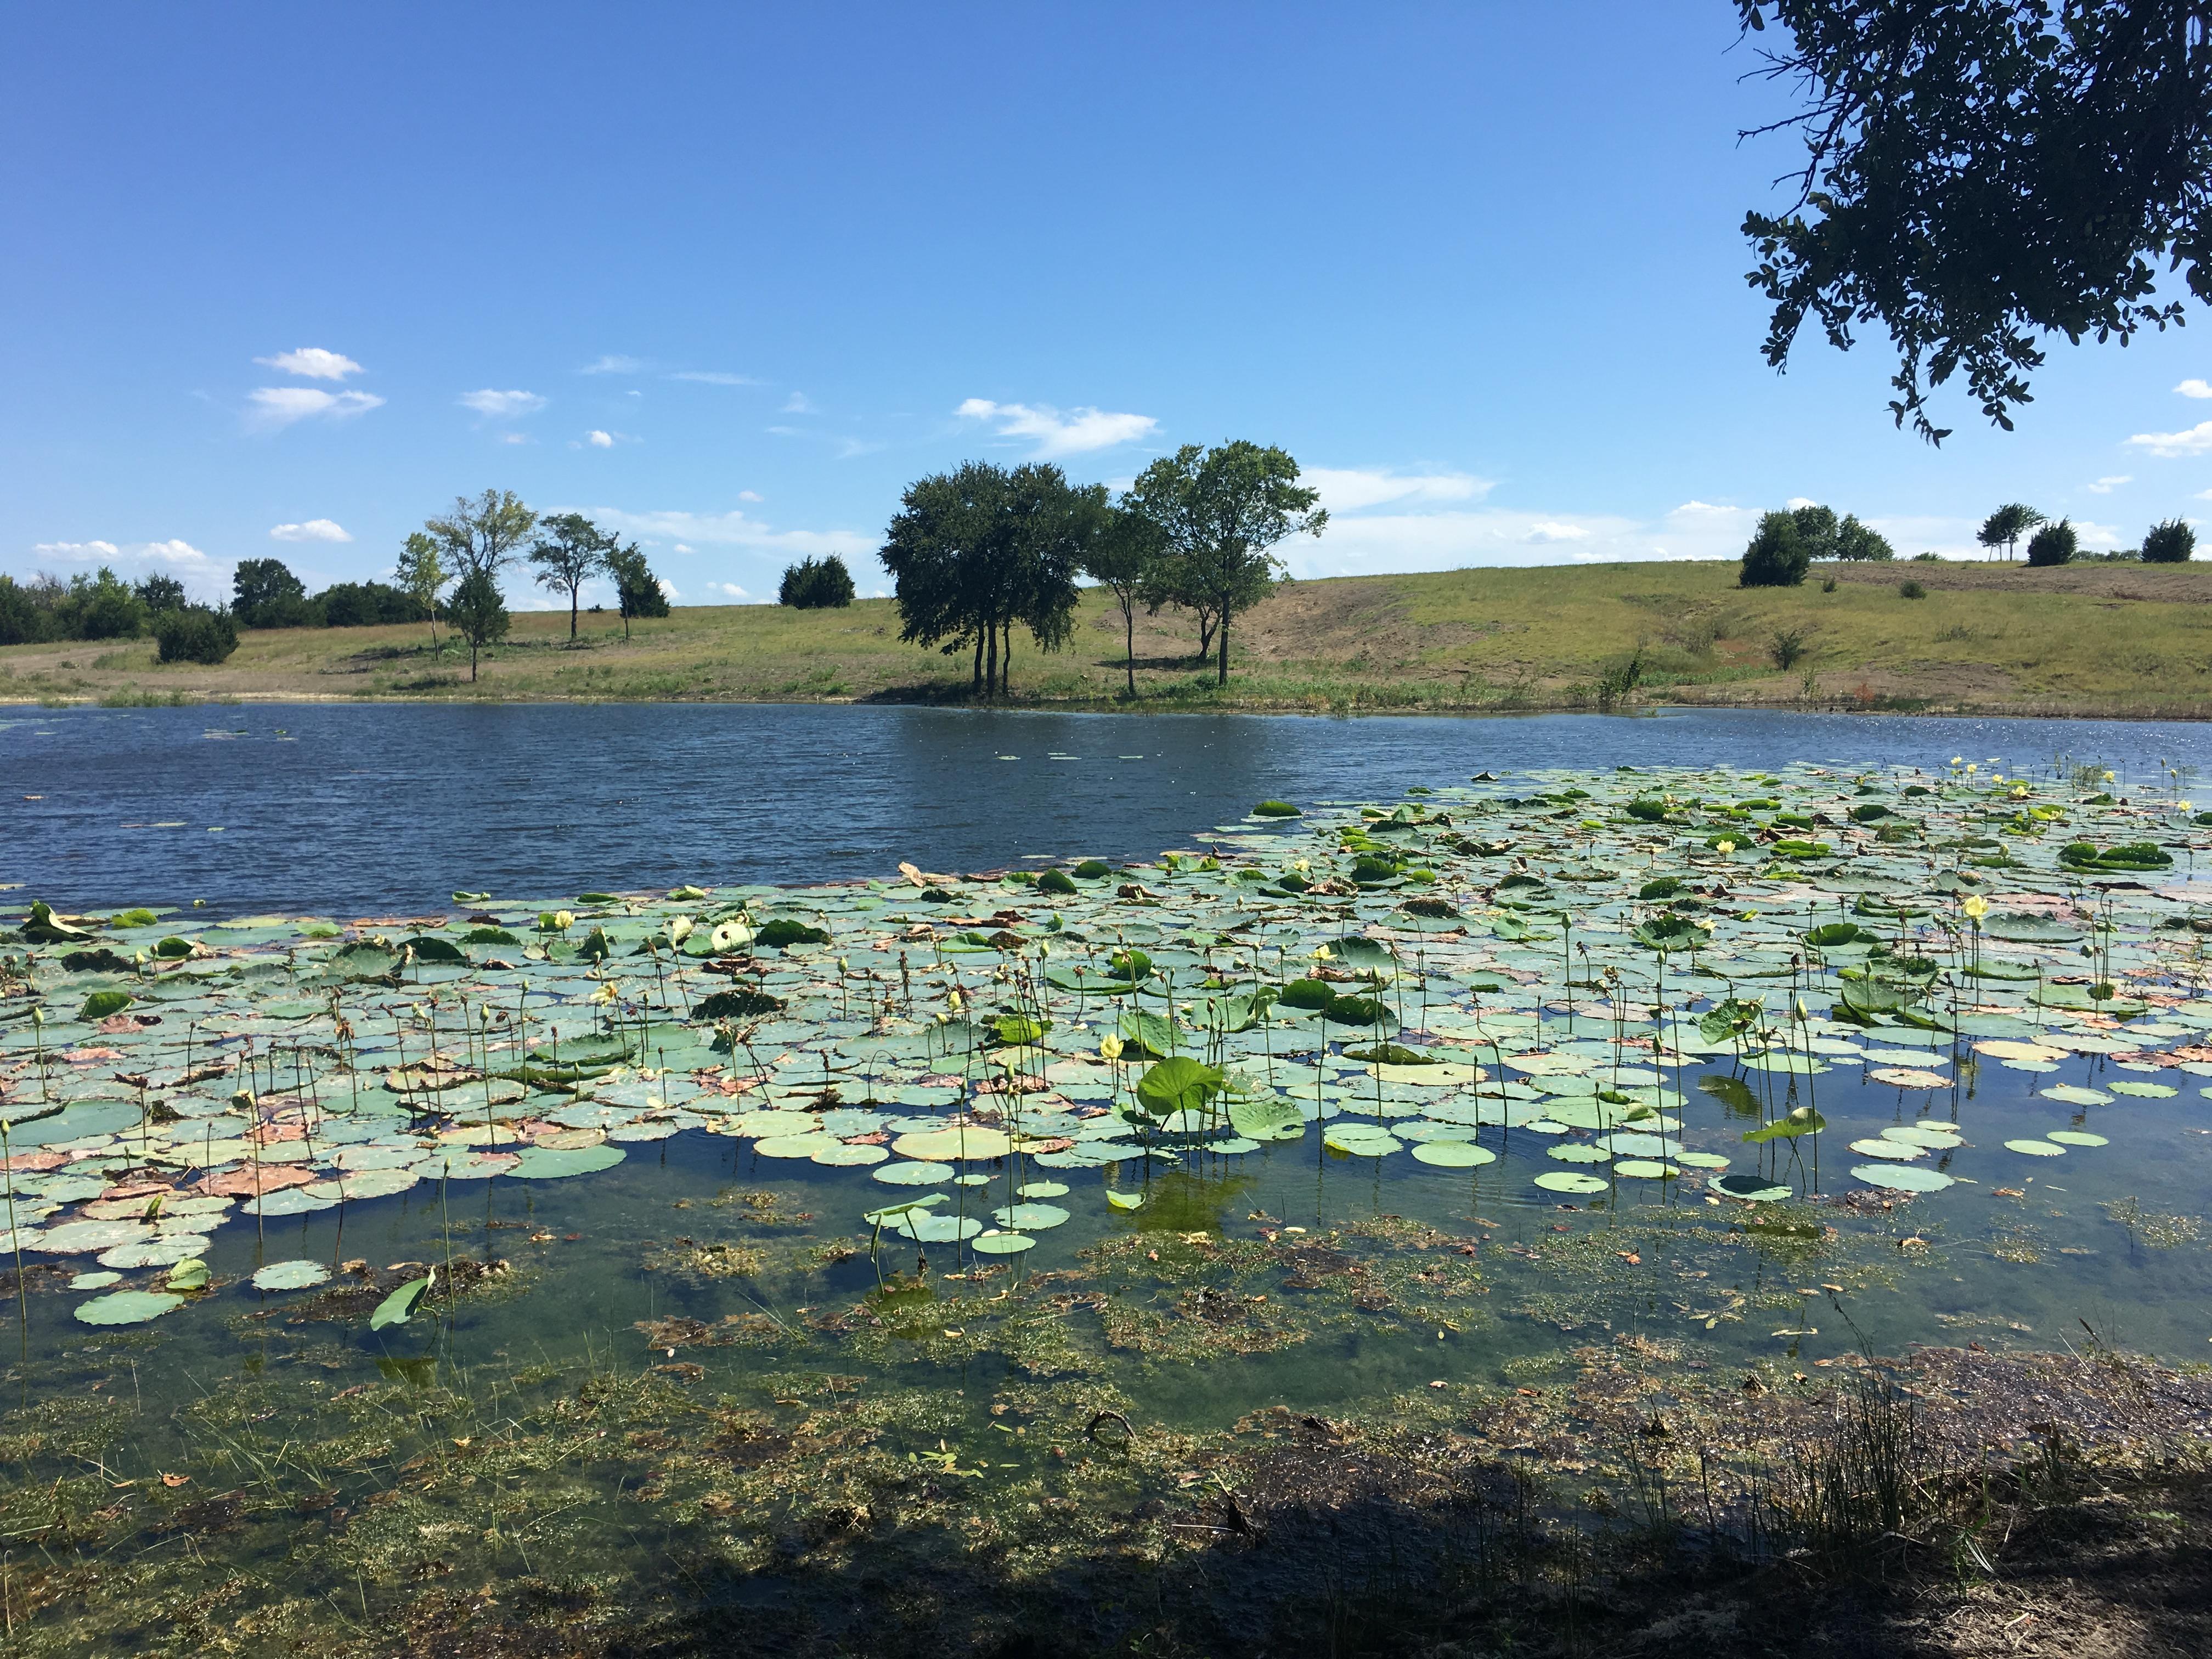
[668,916,695,945]
[1099,1035,1125,1062]
[2180,800,2194,814]
[588,981,618,1006]
[947,987,963,1010]
[1311,944,1334,960]
[1962,895,1989,921]
[1965,764,1977,774]
[1716,839,1737,854]
[2103,770,2116,782]
[552,909,575,932]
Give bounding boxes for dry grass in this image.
[9,557,2212,718]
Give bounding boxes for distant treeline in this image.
[0,560,426,646]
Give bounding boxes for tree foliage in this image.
[606,541,668,637]
[1740,510,1812,586]
[1122,441,1325,685]
[427,490,538,583]
[133,574,188,613]
[528,512,612,640]
[1082,504,1170,697]
[1976,503,2046,561]
[1739,1,2212,441]
[2027,517,2080,566]
[445,567,510,681]
[231,558,312,628]
[2142,515,2197,561]
[778,554,857,608]
[879,460,1096,698]
[153,606,238,664]
[394,531,450,653]
[1834,512,1894,560]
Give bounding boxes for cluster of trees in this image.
[879,440,1326,696]
[778,555,856,608]
[0,567,241,662]
[1977,504,2194,567]
[1738,501,1891,586]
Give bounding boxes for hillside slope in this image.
[7,558,2212,717]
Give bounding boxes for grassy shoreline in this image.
[7,557,2212,720]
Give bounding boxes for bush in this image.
[2143,518,2196,563]
[154,605,239,664]
[0,575,56,645]
[1899,579,1927,599]
[1834,514,1894,561]
[55,567,145,639]
[2025,520,2078,566]
[317,580,421,627]
[778,554,856,608]
[1912,551,1941,561]
[1740,511,1809,587]
[1769,628,1810,668]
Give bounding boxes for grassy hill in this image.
[8,557,2212,718]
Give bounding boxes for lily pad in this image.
[251,1259,332,1292]
[74,1289,182,1327]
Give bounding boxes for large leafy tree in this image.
[1124,442,1326,686]
[445,567,510,681]
[778,555,857,608]
[1082,503,1170,698]
[231,557,308,627]
[528,512,612,641]
[1739,2,2212,441]
[426,489,538,585]
[1976,503,2046,562]
[879,461,1092,698]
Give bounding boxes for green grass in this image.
[7,560,2212,716]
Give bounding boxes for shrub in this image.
[1740,512,1809,587]
[1769,628,1810,668]
[318,580,421,627]
[56,567,145,639]
[0,575,56,645]
[779,555,856,608]
[1898,579,1927,599]
[2025,520,2078,566]
[1833,514,1894,561]
[154,605,239,664]
[1912,550,1941,561]
[2143,518,2196,563]
[1821,575,1838,592]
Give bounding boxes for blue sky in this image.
[10,3,2212,609]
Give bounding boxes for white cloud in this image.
[711,582,751,600]
[587,430,614,448]
[956,397,1158,458]
[2177,379,2212,398]
[1669,501,1746,517]
[458,388,546,419]
[582,354,641,375]
[2074,518,2123,549]
[1785,495,1819,510]
[246,387,385,429]
[657,578,679,600]
[669,370,761,386]
[568,505,870,566]
[738,489,763,503]
[673,542,694,554]
[257,347,362,381]
[1523,521,1590,544]
[2084,475,2132,494]
[29,538,224,592]
[1302,467,1491,512]
[782,392,817,414]
[2126,420,2212,458]
[270,518,352,543]
[498,432,531,445]
[31,539,121,562]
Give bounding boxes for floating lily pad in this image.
[1713,1173,1793,1202]
[509,1144,625,1179]
[1850,1164,1955,1193]
[1532,1170,1609,1195]
[74,1289,181,1327]
[1410,1141,1495,1169]
[970,1232,1034,1255]
[251,1259,331,1292]
[2047,1131,2108,1147]
[2040,1086,2113,1108]
[2004,1138,2067,1157]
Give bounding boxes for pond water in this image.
[5,701,2211,916]
[3,705,2211,1649]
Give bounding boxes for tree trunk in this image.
[1123,600,1136,697]
[972,633,985,692]
[569,586,579,641]
[1196,609,1215,663]
[470,640,479,682]
[1001,622,1013,697]
[1217,609,1230,685]
[985,623,998,700]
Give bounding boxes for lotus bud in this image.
[554,910,575,933]
[1962,895,1989,921]
[668,916,694,945]
[1099,1035,1125,1062]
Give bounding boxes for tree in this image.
[133,574,188,612]
[426,490,537,583]
[605,541,668,639]
[231,558,309,628]
[316,580,418,627]
[394,531,449,653]
[1976,504,2045,563]
[59,567,146,639]
[2027,518,2079,567]
[445,567,510,681]
[2143,517,2197,563]
[153,606,238,664]
[528,512,612,641]
[1738,2,2212,442]
[1790,503,1839,561]
[778,555,857,608]
[1833,513,1894,560]
[1122,441,1327,686]
[1740,511,1810,586]
[879,460,1093,698]
[0,576,50,646]
[1082,501,1169,698]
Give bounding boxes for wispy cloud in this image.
[30,538,225,592]
[2126,421,2212,458]
[956,398,1158,458]
[581,354,642,375]
[257,347,362,381]
[568,504,870,561]
[2177,379,2212,398]
[1302,467,1491,512]
[2084,475,2132,494]
[781,392,817,414]
[710,581,751,600]
[586,430,614,448]
[766,426,882,459]
[669,370,761,386]
[270,518,352,543]
[31,539,121,562]
[459,388,546,419]
[247,387,385,430]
